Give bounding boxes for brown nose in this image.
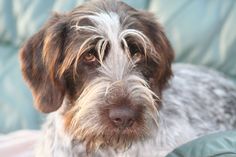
[109,105,136,128]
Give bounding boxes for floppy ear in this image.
[138,11,174,91]
[20,13,68,113]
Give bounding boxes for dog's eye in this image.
[128,43,144,62]
[83,52,97,63]
[132,52,143,62]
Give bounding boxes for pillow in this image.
[166,131,236,157]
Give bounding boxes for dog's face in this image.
[20,0,173,151]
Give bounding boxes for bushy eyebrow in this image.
[119,29,153,61]
[57,11,158,80]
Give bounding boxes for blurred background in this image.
[0,0,236,133]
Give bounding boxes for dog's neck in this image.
[36,113,86,157]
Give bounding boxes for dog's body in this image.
[35,64,236,157]
[19,0,236,157]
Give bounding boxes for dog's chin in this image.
[73,125,150,152]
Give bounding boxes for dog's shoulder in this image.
[163,63,236,131]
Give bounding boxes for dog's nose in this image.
[109,105,136,128]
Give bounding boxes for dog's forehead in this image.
[70,0,141,41]
[89,12,130,79]
[87,12,120,42]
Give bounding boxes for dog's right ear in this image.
[20,13,68,113]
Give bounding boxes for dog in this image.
[19,0,236,156]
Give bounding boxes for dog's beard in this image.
[64,74,159,152]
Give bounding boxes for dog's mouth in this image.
[64,90,159,152]
[94,107,149,149]
[104,130,141,150]
[88,116,156,152]
[66,118,150,152]
[82,125,148,152]
[64,104,158,152]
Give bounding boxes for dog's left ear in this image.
[138,11,174,90]
[20,13,68,113]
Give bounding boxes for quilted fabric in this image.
[166,131,236,157]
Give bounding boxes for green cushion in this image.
[166,131,236,157]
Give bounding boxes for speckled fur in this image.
[36,64,236,157]
[18,1,236,156]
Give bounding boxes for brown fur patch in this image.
[19,13,68,113]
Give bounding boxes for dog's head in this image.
[20,0,174,151]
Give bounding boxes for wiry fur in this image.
[36,64,236,157]
[19,0,236,157]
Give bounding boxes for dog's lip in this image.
[104,130,136,142]
[109,121,138,131]
[107,126,139,139]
